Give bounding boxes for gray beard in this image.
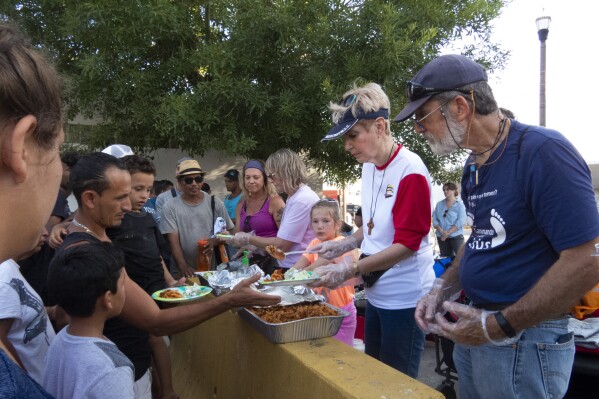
[424,115,466,155]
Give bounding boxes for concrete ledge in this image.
[170,298,443,398]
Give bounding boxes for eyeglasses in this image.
[406,81,471,101]
[182,176,203,185]
[243,215,252,233]
[412,100,450,130]
[266,172,276,179]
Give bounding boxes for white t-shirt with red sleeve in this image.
[361,144,435,309]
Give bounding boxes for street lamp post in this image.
[536,15,551,127]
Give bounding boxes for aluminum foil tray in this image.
[238,303,348,344]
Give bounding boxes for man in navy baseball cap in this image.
[394,54,487,123]
[411,53,599,399]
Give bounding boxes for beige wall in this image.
[170,296,443,399]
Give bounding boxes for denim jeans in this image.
[453,317,574,399]
[364,302,424,378]
[438,234,464,258]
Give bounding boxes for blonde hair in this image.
[265,148,308,195]
[240,159,277,199]
[328,82,391,135]
[310,199,342,236]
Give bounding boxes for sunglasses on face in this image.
[182,176,203,185]
[406,81,471,101]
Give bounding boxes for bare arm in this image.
[234,201,243,233]
[269,196,286,229]
[166,232,195,278]
[119,272,280,336]
[160,257,181,287]
[356,243,415,274]
[45,215,64,232]
[291,255,311,270]
[487,238,599,339]
[249,235,295,252]
[0,319,24,369]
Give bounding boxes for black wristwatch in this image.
[494,311,517,338]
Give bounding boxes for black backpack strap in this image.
[171,188,177,198]
[211,195,215,233]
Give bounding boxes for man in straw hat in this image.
[161,159,233,277]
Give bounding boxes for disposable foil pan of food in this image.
[196,264,264,295]
[238,302,348,344]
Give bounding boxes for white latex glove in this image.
[227,231,253,248]
[429,302,521,346]
[310,235,358,259]
[310,257,354,289]
[414,278,460,334]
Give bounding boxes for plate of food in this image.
[259,268,320,287]
[151,285,213,303]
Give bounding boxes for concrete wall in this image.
[170,297,443,399]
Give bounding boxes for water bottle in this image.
[197,239,210,271]
[241,250,250,268]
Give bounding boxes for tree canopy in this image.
[2,0,508,184]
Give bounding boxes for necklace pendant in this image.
[367,218,374,235]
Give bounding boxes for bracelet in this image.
[494,311,517,338]
[353,260,360,276]
[481,310,522,346]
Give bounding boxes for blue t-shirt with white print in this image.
[460,119,599,304]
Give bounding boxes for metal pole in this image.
[539,38,547,126]
[537,22,549,127]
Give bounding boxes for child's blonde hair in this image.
[310,199,342,235]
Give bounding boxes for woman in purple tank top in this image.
[234,160,285,274]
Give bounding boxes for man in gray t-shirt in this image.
[155,157,191,233]
[161,159,233,277]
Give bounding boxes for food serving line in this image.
[155,262,443,398]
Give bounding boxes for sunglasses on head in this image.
[342,94,357,107]
[182,176,203,185]
[316,198,339,207]
[406,81,471,101]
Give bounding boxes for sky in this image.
[486,0,599,163]
[338,0,598,206]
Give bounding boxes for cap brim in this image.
[321,119,359,142]
[393,95,433,123]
